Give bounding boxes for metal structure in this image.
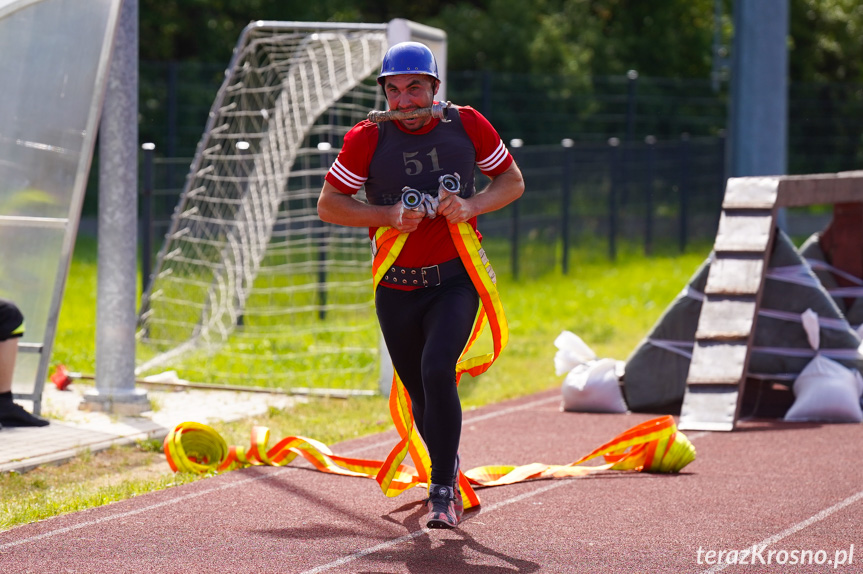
[0,0,122,414]
[679,171,863,431]
[83,0,150,414]
[136,20,446,396]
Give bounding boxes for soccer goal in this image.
[137,20,447,393]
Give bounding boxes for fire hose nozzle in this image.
[438,173,461,196]
[401,187,423,210]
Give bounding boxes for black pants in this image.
[375,272,479,487]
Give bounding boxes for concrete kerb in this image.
[0,382,299,474]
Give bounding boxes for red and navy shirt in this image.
[325,104,513,276]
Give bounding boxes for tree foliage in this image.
[140,0,863,83]
[140,0,364,62]
[789,0,863,82]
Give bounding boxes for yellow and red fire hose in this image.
[165,222,696,509]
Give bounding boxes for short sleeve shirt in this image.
[325,104,513,272]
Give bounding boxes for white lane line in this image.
[461,394,561,426]
[1,395,697,559]
[698,489,863,573]
[0,470,285,551]
[298,528,431,574]
[301,428,710,574]
[340,394,561,456]
[0,395,559,550]
[298,479,571,574]
[342,400,705,458]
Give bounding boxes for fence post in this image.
[717,128,728,200]
[166,61,178,188]
[619,70,638,209]
[482,69,493,121]
[140,143,155,297]
[608,137,620,261]
[561,138,574,274]
[644,135,656,256]
[317,142,332,320]
[678,132,691,253]
[509,138,523,279]
[626,70,639,143]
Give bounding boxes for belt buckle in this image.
[421,264,441,287]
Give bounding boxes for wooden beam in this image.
[695,297,758,340]
[721,177,780,209]
[714,210,775,253]
[686,340,749,384]
[705,255,765,296]
[776,173,863,207]
[678,384,741,432]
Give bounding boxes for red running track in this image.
[1,388,862,573]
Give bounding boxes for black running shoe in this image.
[0,401,50,427]
[426,483,459,529]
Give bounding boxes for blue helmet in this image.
[377,42,439,86]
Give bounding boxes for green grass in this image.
[50,236,101,373]
[1,235,711,531]
[0,444,202,531]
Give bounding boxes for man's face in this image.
[383,74,439,131]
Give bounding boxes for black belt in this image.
[381,258,465,287]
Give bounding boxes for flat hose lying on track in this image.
[165,221,696,507]
[165,223,695,509]
[165,415,696,506]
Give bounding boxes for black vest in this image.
[365,107,477,206]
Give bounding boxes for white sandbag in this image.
[553,330,597,376]
[561,358,628,413]
[784,308,863,423]
[784,354,863,422]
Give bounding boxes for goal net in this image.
[137,22,403,391]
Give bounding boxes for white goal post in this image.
[137,19,447,393]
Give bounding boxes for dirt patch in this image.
[6,443,180,492]
[81,447,179,489]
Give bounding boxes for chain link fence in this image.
[134,63,863,283]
